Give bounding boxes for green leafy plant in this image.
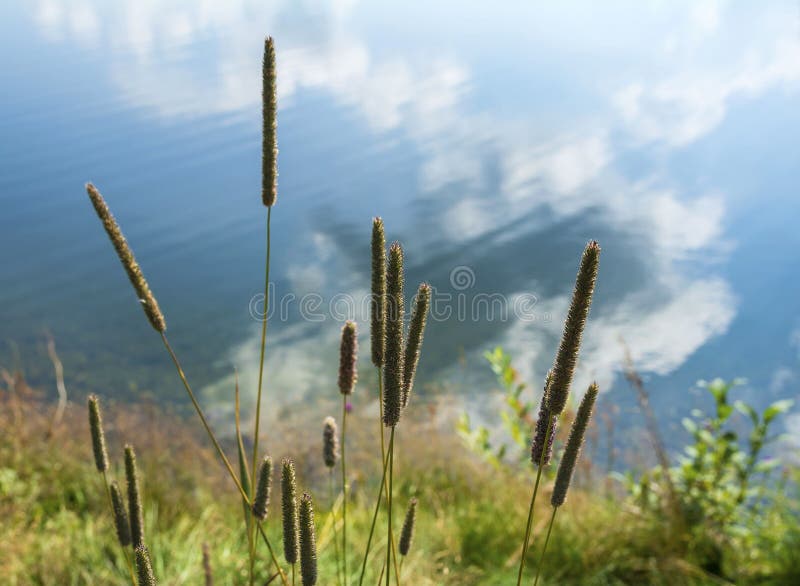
[456,346,535,468]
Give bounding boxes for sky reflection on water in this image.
[1,1,799,445]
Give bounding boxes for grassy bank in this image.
[2,373,798,585]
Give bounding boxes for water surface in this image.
[1,1,799,445]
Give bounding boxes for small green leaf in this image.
[764,399,793,424]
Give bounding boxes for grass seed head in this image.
[262,36,278,206]
[134,545,157,586]
[338,321,358,395]
[252,455,273,521]
[371,217,387,367]
[383,242,405,427]
[85,183,166,332]
[399,497,418,556]
[109,480,132,547]
[87,394,108,473]
[124,444,145,549]
[530,372,556,467]
[299,492,318,586]
[547,241,600,416]
[281,458,299,564]
[402,283,431,409]
[322,417,339,469]
[551,382,599,508]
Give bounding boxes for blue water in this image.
[1,1,799,444]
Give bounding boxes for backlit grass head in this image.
[252,455,273,521]
[323,416,339,469]
[124,444,145,549]
[551,382,599,508]
[135,545,157,586]
[338,321,358,395]
[399,497,418,557]
[530,372,556,467]
[85,183,166,332]
[299,492,318,586]
[546,241,600,416]
[281,458,299,565]
[262,36,278,207]
[87,394,108,473]
[402,283,431,409]
[109,480,132,547]
[371,217,386,367]
[383,242,405,427]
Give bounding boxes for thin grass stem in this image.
[385,426,395,586]
[341,394,348,585]
[358,415,391,586]
[330,470,342,586]
[159,332,249,503]
[516,416,554,585]
[258,523,290,586]
[533,507,558,586]
[251,207,273,582]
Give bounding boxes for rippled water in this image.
[1,1,799,439]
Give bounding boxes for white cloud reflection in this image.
[31,0,800,416]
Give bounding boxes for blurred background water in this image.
[1,1,799,446]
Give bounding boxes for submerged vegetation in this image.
[1,35,798,586]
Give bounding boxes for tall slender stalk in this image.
[533,507,558,586]
[359,417,390,586]
[330,470,342,586]
[516,416,553,585]
[338,321,357,585]
[341,395,349,584]
[253,34,278,582]
[385,426,395,586]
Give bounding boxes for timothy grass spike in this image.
[124,444,145,549]
[134,545,157,586]
[85,183,166,332]
[399,498,418,556]
[253,455,273,521]
[299,492,318,586]
[401,283,431,409]
[383,242,405,427]
[546,241,600,415]
[371,217,387,367]
[530,372,556,467]
[552,382,599,507]
[323,416,339,469]
[262,36,278,206]
[281,458,299,565]
[87,394,108,473]
[338,320,358,395]
[109,480,132,547]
